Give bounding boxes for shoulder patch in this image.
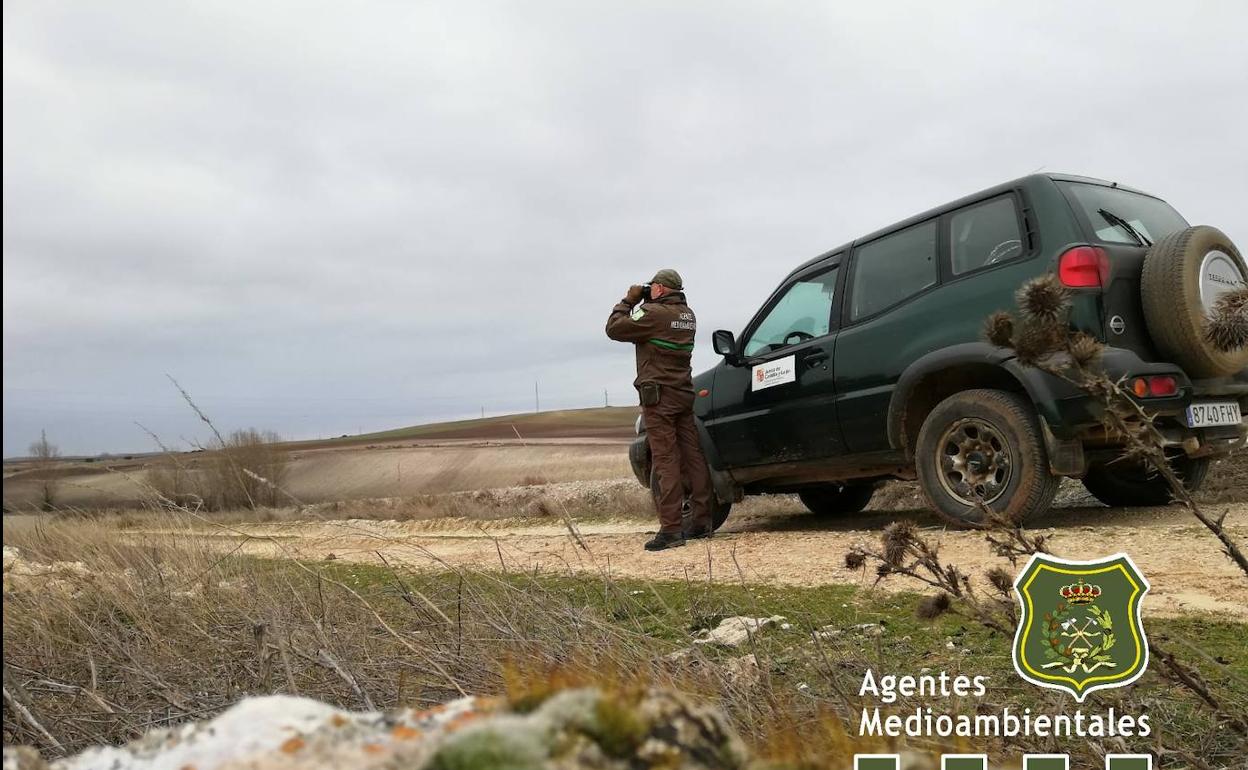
[630,306,646,321]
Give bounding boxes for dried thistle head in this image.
[986,567,1014,595]
[1016,275,1071,326]
[1205,287,1248,353]
[1012,323,1064,366]
[882,520,917,569]
[916,593,951,620]
[1067,332,1104,368]
[983,311,1015,348]
[844,550,866,570]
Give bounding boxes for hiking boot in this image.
[644,531,686,551]
[683,522,713,540]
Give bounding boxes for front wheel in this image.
[915,389,1060,525]
[1081,455,1209,507]
[649,465,733,531]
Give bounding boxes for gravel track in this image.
[139,485,1248,621]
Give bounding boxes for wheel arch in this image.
[888,343,1057,458]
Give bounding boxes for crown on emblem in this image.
[1059,579,1102,605]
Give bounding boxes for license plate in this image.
[1185,401,1243,428]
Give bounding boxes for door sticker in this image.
[752,355,796,391]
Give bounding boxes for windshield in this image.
[1058,182,1188,245]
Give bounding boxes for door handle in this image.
[801,350,829,366]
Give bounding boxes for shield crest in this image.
[1012,552,1149,702]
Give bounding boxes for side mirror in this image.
[712,330,741,365]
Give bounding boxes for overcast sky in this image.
[4,1,1247,456]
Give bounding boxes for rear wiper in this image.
[1097,207,1152,247]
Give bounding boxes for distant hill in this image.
[290,406,639,448]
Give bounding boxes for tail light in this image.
[1147,375,1178,397]
[1130,375,1179,398]
[1058,246,1110,288]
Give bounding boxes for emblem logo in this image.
[1011,553,1149,702]
[755,368,765,383]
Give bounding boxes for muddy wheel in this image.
[915,389,1059,525]
[1081,455,1209,507]
[798,483,875,516]
[650,465,732,531]
[1141,225,1248,378]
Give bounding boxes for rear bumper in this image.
[1031,348,1248,459]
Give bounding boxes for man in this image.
[605,269,714,551]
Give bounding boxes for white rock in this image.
[853,623,884,637]
[56,695,345,770]
[692,616,786,647]
[51,694,485,770]
[662,647,694,663]
[720,654,761,688]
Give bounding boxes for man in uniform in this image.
[605,269,714,551]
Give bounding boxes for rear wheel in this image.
[915,389,1060,525]
[1081,455,1209,507]
[798,483,875,516]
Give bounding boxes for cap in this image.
[649,269,683,290]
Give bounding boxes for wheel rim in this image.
[935,417,1013,506]
[1198,249,1246,312]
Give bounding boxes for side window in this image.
[950,196,1024,275]
[849,220,937,321]
[743,266,838,357]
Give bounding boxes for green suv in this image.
[628,174,1247,526]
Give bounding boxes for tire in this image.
[1081,455,1210,507]
[915,389,1060,525]
[1141,225,1248,378]
[708,497,732,531]
[798,483,875,516]
[649,465,732,531]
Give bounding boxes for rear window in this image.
[950,196,1024,275]
[1058,182,1188,245]
[849,220,938,321]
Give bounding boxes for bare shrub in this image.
[27,430,60,512]
[146,463,208,511]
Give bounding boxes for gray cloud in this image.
[5,1,1247,454]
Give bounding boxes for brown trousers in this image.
[643,388,713,533]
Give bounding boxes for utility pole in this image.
[604,388,608,407]
[481,406,485,419]
[534,381,540,413]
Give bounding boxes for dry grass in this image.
[5,512,1246,767]
[0,513,888,766]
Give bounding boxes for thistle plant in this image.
[849,274,1248,748]
[983,275,1248,577]
[1205,287,1248,352]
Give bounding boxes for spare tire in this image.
[1141,225,1248,378]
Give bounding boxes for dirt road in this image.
[148,496,1248,620]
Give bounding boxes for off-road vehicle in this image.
[628,174,1248,526]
